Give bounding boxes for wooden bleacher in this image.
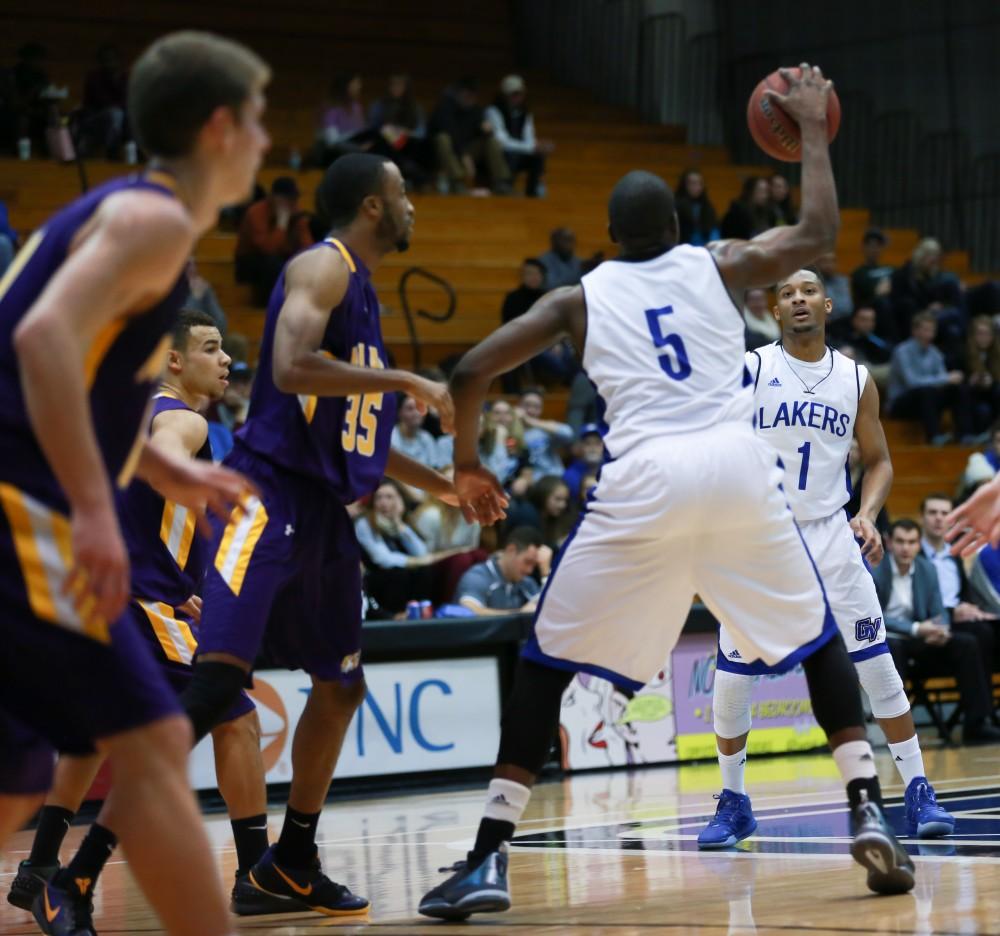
[0,0,989,519]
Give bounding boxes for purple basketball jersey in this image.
[236,238,397,503]
[117,392,211,607]
[0,172,188,510]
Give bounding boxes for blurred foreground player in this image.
[178,153,503,917]
[698,269,952,850]
[0,32,270,936]
[419,65,914,921]
[8,312,295,929]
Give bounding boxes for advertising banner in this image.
[189,657,502,790]
[558,633,823,770]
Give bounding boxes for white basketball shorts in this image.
[718,508,888,673]
[523,422,837,689]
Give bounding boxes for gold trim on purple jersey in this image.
[214,495,269,596]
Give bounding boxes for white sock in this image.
[483,778,531,826]
[718,745,748,795]
[887,734,926,787]
[832,739,877,784]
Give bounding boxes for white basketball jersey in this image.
[581,245,752,459]
[748,343,867,522]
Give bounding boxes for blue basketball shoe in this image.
[850,800,915,895]
[31,880,95,936]
[904,777,954,838]
[247,845,369,917]
[418,844,511,921]
[697,790,758,849]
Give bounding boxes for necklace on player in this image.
[779,344,834,395]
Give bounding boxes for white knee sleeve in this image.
[855,652,910,720]
[712,669,754,739]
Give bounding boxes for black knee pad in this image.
[179,661,248,744]
[802,634,865,738]
[496,659,574,775]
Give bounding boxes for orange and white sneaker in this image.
[247,845,369,917]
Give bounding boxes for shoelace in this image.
[710,793,743,825]
[437,860,467,874]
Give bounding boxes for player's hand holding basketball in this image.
[408,375,456,435]
[849,515,883,565]
[66,502,131,624]
[454,464,509,526]
[765,64,833,128]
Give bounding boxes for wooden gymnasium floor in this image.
[2,744,999,935]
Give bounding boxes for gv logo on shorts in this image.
[854,617,882,643]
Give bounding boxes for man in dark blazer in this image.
[873,518,1000,744]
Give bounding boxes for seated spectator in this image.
[206,360,253,459]
[414,489,481,552]
[830,306,892,389]
[234,177,314,305]
[720,176,776,240]
[874,519,1000,744]
[539,227,583,289]
[920,495,998,679]
[769,173,797,226]
[743,287,780,349]
[367,72,430,188]
[520,388,574,478]
[887,311,971,444]
[485,75,552,198]
[563,423,606,500]
[528,475,576,551]
[10,42,53,155]
[962,315,1000,436]
[430,78,510,195]
[674,169,719,247]
[184,259,226,333]
[76,44,127,158]
[958,421,1000,502]
[391,395,445,469]
[851,228,894,320]
[816,252,853,322]
[501,258,548,392]
[356,479,459,613]
[0,197,18,276]
[479,399,525,484]
[454,526,548,615]
[967,541,1000,618]
[502,258,546,325]
[314,71,369,166]
[890,238,965,361]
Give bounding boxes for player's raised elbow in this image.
[797,213,839,253]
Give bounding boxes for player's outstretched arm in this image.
[136,443,255,535]
[850,379,893,564]
[273,247,453,428]
[13,191,193,621]
[385,448,507,526]
[450,287,584,466]
[711,64,838,294]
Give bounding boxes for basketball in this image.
[747,67,841,162]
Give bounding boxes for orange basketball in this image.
[746,67,841,162]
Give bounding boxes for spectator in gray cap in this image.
[485,75,553,198]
